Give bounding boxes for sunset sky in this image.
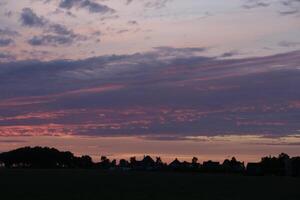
[0,0,300,162]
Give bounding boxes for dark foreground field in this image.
[0,170,299,200]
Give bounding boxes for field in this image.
[0,170,299,200]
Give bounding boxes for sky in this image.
[0,0,300,162]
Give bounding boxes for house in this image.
[140,155,156,170]
[203,161,220,168]
[202,161,222,172]
[182,161,192,169]
[169,158,182,170]
[130,155,156,170]
[222,157,245,173]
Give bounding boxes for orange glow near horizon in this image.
[1,135,300,163]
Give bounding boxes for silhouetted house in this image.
[168,159,195,170]
[183,161,192,167]
[203,161,220,167]
[130,156,156,170]
[246,163,262,176]
[143,156,156,167]
[96,156,116,169]
[169,158,182,170]
[155,157,166,169]
[222,157,245,173]
[202,161,221,172]
[260,154,287,176]
[142,155,156,170]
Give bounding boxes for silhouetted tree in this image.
[119,159,129,168]
[246,162,262,176]
[169,158,182,170]
[130,156,137,167]
[192,157,198,164]
[279,153,290,160]
[261,153,288,176]
[0,146,93,169]
[111,159,117,168]
[291,157,300,177]
[156,157,163,165]
[98,156,112,169]
[191,157,199,169]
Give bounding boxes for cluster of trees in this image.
[254,153,300,176]
[0,147,299,177]
[0,147,93,168]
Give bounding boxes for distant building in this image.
[130,155,156,170]
[169,158,182,170]
[222,158,245,173]
[202,161,221,172]
[182,161,193,169]
[0,161,4,168]
[203,161,220,168]
[141,155,156,170]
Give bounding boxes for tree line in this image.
[0,146,299,176]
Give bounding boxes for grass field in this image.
[0,170,299,200]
